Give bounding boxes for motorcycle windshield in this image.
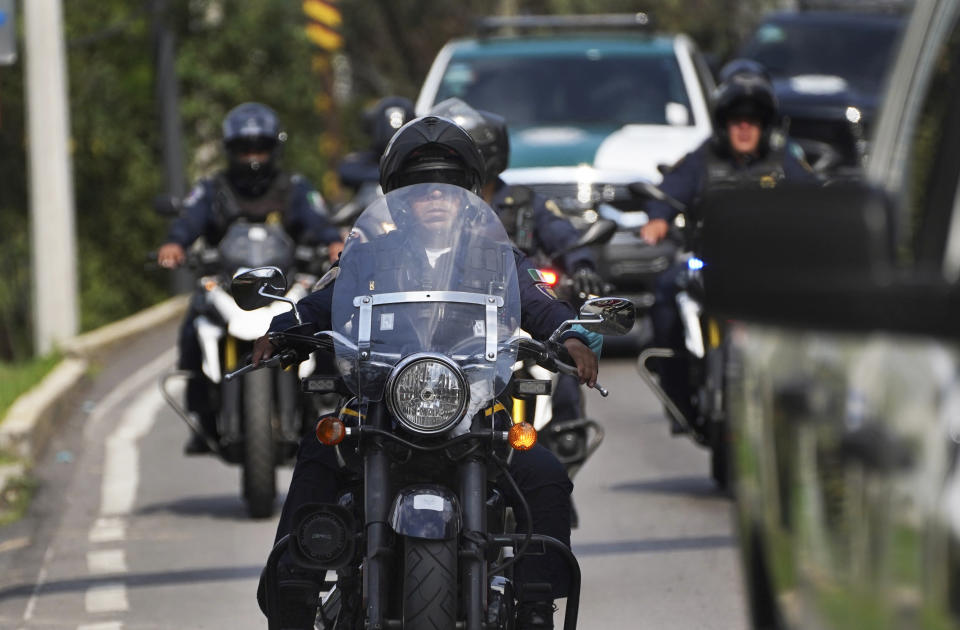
[332,183,521,407]
[218,222,294,276]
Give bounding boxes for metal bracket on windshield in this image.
[353,291,505,362]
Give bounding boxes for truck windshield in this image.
[435,52,693,127]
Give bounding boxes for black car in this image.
[704,1,960,627]
[739,6,906,175]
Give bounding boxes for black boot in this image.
[257,566,322,630]
[516,599,556,629]
[183,431,211,455]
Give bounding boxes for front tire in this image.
[402,537,457,629]
[242,368,276,518]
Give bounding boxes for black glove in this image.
[571,266,605,300]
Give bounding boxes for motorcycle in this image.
[157,220,330,518]
[631,182,731,490]
[510,220,619,522]
[226,183,635,629]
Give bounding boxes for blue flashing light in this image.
[687,257,704,271]
[0,12,6,27]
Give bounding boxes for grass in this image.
[0,474,35,526]
[0,354,61,423]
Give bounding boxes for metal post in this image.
[151,0,191,294]
[24,0,78,355]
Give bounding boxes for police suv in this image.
[416,13,715,302]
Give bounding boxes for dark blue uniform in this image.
[490,177,598,423]
[167,172,341,249]
[172,172,341,420]
[265,245,590,607]
[644,139,817,223]
[646,138,817,421]
[490,177,596,273]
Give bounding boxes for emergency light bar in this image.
[476,13,650,37]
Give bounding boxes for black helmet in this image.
[222,102,285,195]
[379,116,485,195]
[429,98,510,183]
[711,59,779,152]
[364,96,416,157]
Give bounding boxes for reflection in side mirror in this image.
[578,297,636,336]
[231,266,287,311]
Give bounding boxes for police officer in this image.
[157,102,344,453]
[429,98,606,427]
[253,115,599,630]
[337,95,416,191]
[639,59,817,430]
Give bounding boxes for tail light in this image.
[538,269,559,286]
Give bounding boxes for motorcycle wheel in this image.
[242,369,276,518]
[402,537,457,629]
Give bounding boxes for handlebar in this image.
[516,337,609,397]
[224,351,290,382]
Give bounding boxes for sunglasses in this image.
[227,137,277,154]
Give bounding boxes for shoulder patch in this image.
[311,265,340,291]
[183,183,205,208]
[527,268,549,283]
[788,142,815,173]
[535,283,558,299]
[309,191,327,214]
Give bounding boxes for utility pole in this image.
[24,0,78,355]
[150,0,191,293]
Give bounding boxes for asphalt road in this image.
[0,320,748,629]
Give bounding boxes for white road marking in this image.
[21,544,55,621]
[89,517,126,543]
[87,549,128,574]
[100,384,166,516]
[77,622,123,630]
[19,349,175,625]
[84,582,129,613]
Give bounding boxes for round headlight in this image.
[387,354,469,434]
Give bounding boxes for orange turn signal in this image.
[508,422,537,451]
[316,416,346,445]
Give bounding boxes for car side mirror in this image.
[578,297,636,335]
[700,182,904,330]
[231,266,288,311]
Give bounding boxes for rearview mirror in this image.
[577,297,636,336]
[231,267,287,311]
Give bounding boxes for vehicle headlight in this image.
[387,354,469,434]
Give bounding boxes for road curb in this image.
[0,295,188,503]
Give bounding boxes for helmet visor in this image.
[396,167,472,190]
